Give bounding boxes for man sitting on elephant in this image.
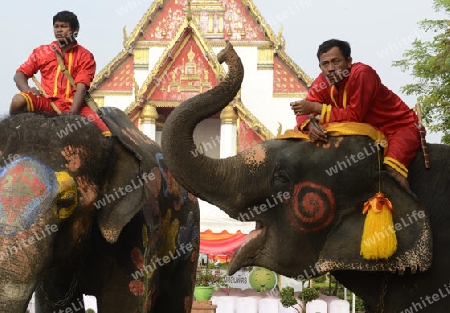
[9,10,111,137]
[290,38,421,189]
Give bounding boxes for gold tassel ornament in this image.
[360,192,397,259]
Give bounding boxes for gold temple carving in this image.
[185,0,225,38]
[167,45,212,93]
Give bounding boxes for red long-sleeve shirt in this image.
[296,62,418,135]
[17,41,95,109]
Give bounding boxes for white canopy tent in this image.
[199,199,256,234]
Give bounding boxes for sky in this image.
[0,0,446,142]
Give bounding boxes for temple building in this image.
[90,0,312,257]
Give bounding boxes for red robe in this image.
[17,41,110,135]
[296,62,420,177]
[18,41,95,109]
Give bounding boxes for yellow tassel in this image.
[360,192,397,260]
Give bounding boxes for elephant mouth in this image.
[228,222,266,274]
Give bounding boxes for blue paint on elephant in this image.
[0,157,58,236]
[178,211,199,260]
[155,153,169,197]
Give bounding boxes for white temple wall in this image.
[103,94,135,112]
[148,46,167,72]
[193,118,221,159]
[213,46,303,136]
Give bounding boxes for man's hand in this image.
[27,86,42,98]
[290,99,322,115]
[308,115,328,142]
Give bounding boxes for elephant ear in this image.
[96,108,160,243]
[317,172,433,274]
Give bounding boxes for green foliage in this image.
[299,287,320,303]
[86,309,96,313]
[280,286,320,313]
[353,296,366,311]
[393,0,450,143]
[195,263,229,288]
[280,286,301,313]
[313,274,326,284]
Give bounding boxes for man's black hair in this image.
[317,39,351,60]
[53,11,80,30]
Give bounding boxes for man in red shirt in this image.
[9,11,111,137]
[290,39,421,188]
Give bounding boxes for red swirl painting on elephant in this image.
[288,182,336,233]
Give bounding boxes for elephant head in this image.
[161,42,433,284]
[0,112,112,310]
[0,109,200,312]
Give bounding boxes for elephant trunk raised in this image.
[162,42,270,219]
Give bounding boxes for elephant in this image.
[0,107,200,313]
[161,42,450,312]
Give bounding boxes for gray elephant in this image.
[0,107,199,313]
[161,42,450,312]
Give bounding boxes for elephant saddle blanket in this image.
[276,122,387,145]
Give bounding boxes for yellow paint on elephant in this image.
[142,225,149,247]
[159,209,180,259]
[54,171,77,219]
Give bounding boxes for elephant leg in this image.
[95,263,140,313]
[35,268,84,313]
[152,258,196,313]
[35,288,86,313]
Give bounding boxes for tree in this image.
[85,309,96,313]
[392,0,450,143]
[280,286,319,313]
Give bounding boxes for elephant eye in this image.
[273,170,290,184]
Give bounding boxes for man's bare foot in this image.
[384,164,410,189]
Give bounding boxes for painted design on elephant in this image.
[141,225,156,279]
[188,192,198,204]
[61,145,84,172]
[142,167,163,229]
[121,127,157,147]
[0,157,58,236]
[288,182,336,233]
[146,167,162,199]
[130,247,148,294]
[129,227,157,311]
[160,209,180,258]
[242,145,266,168]
[54,172,77,219]
[155,153,169,197]
[315,136,344,149]
[167,170,190,210]
[75,176,98,207]
[178,211,200,260]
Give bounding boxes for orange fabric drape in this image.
[200,230,247,257]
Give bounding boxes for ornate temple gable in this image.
[91,0,311,100]
[273,55,309,98]
[237,117,263,152]
[235,98,273,145]
[90,49,131,94]
[141,0,186,41]
[151,37,219,100]
[124,20,225,115]
[137,0,267,43]
[93,57,135,94]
